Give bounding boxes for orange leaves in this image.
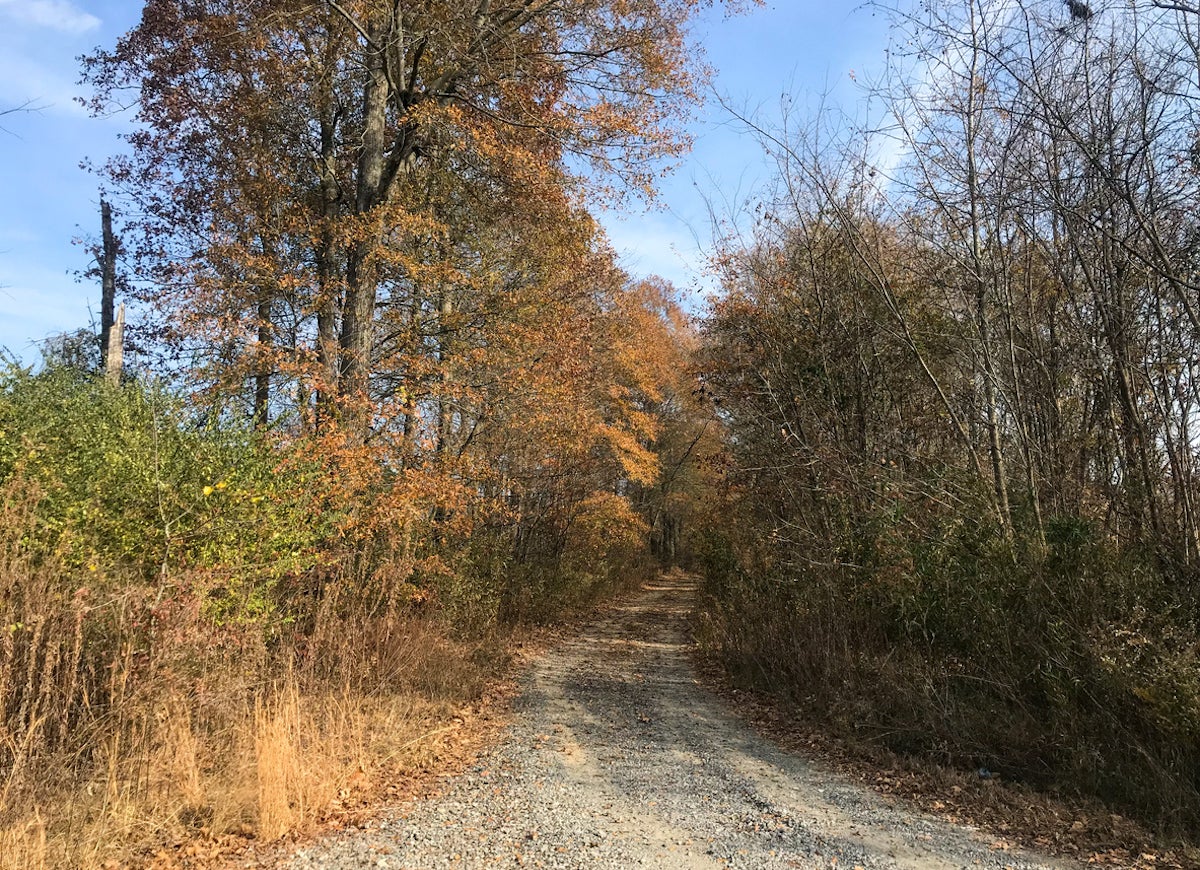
[566,490,651,560]
[80,0,738,601]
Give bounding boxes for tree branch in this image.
[326,0,380,50]
[1152,1,1200,13]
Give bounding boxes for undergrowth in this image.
[0,478,504,868]
[0,364,653,867]
[696,510,1200,838]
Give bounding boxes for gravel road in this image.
[281,574,1070,869]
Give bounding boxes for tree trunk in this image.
[105,303,124,386]
[315,83,342,427]
[963,5,1012,535]
[254,292,272,428]
[436,292,454,455]
[98,199,118,370]
[338,23,389,428]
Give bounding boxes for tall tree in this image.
[83,0,743,435]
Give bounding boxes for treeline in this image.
[0,0,727,865]
[699,0,1200,834]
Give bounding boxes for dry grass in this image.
[0,627,492,869]
[0,811,47,870]
[0,484,503,869]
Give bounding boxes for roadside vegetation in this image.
[14,0,1200,864]
[697,0,1200,840]
[0,358,673,867]
[0,1,728,865]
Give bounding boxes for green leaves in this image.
[0,364,325,622]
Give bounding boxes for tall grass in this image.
[0,496,497,867]
[0,363,654,866]
[0,367,497,866]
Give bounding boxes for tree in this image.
[83,0,746,435]
[80,0,736,621]
[699,2,1200,825]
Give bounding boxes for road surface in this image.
[282,574,1066,869]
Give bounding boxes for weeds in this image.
[0,524,494,867]
[0,468,498,866]
[0,363,657,866]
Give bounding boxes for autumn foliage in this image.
[72,0,735,617]
[68,0,735,612]
[0,0,736,865]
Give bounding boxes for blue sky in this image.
[0,0,891,359]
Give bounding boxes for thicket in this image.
[699,0,1200,836]
[0,365,427,861]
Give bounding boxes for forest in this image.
[5,0,1200,866]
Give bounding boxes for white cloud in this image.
[0,0,100,35]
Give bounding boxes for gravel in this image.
[274,575,1072,869]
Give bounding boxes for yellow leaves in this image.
[603,423,661,486]
[566,490,651,562]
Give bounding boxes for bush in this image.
[0,364,326,624]
[0,363,659,865]
[497,490,653,623]
[0,367,509,867]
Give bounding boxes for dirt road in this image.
[282,574,1067,869]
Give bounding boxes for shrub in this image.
[699,507,1200,834]
[0,364,326,624]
